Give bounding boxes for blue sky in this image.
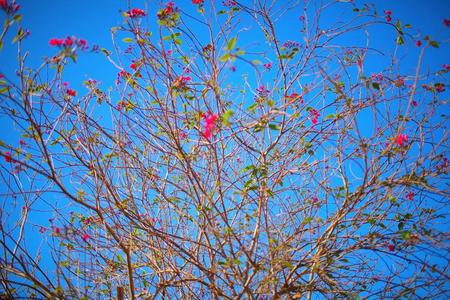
[0,0,449,297]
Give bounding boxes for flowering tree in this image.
[0,0,449,299]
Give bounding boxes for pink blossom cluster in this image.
[202,112,218,139]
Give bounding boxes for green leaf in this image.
[302,216,313,224]
[247,103,258,112]
[227,37,237,51]
[429,40,439,48]
[395,20,402,33]
[401,231,410,240]
[268,124,281,130]
[372,82,380,90]
[396,35,404,45]
[252,59,262,65]
[0,87,9,94]
[13,14,22,22]
[222,109,234,126]
[101,48,111,56]
[241,165,255,172]
[122,37,133,43]
[219,53,230,62]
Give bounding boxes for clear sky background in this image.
[0,0,449,297]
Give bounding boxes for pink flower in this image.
[0,73,3,79]
[127,8,146,18]
[0,0,7,10]
[4,151,12,163]
[81,233,90,242]
[406,192,414,201]
[202,112,218,139]
[179,131,187,139]
[49,38,64,46]
[384,10,392,22]
[256,85,270,98]
[310,109,320,125]
[415,40,422,47]
[444,19,450,27]
[395,134,408,147]
[263,63,272,70]
[388,244,395,252]
[64,37,73,47]
[222,0,237,6]
[53,227,61,235]
[66,89,77,97]
[76,39,88,48]
[39,226,46,233]
[286,92,303,103]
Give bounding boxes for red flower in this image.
[310,109,320,125]
[173,76,190,89]
[444,19,450,27]
[76,39,88,48]
[406,191,414,201]
[415,40,422,47]
[64,37,73,47]
[53,226,61,235]
[384,10,392,22]
[49,38,64,46]
[287,92,303,103]
[127,8,146,18]
[4,151,12,163]
[395,134,408,147]
[19,139,26,146]
[0,0,7,10]
[81,233,90,242]
[0,73,4,79]
[130,62,137,70]
[192,0,204,4]
[66,89,77,97]
[435,83,445,93]
[39,226,46,233]
[388,244,395,252]
[263,63,272,70]
[157,2,175,20]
